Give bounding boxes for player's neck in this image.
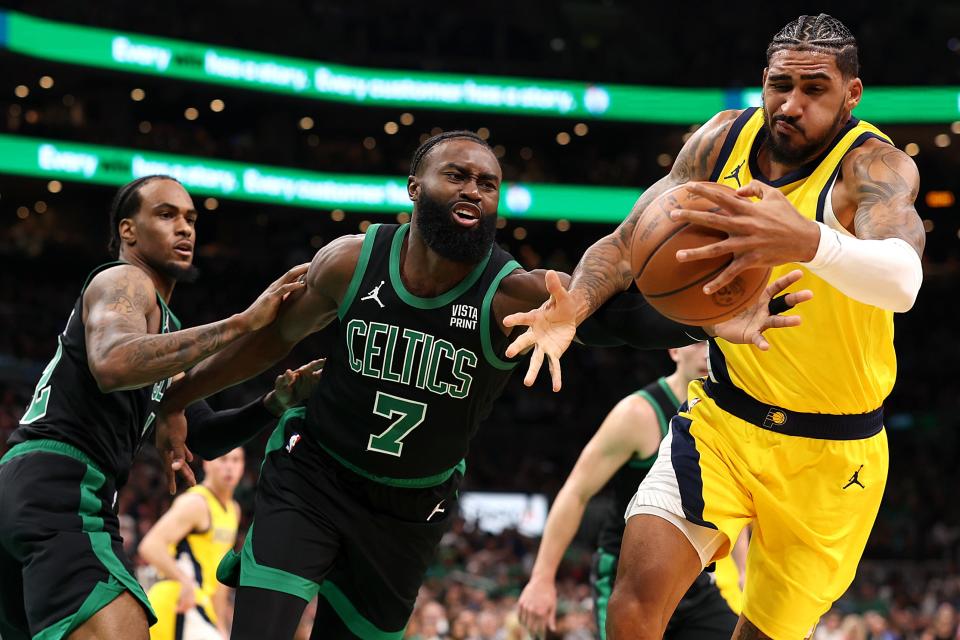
[399,226,478,297]
[664,371,688,405]
[202,481,232,508]
[119,251,176,302]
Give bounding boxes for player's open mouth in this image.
[174,242,194,258]
[450,202,481,228]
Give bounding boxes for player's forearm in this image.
[529,487,589,582]
[567,234,636,325]
[92,314,252,392]
[184,398,277,459]
[138,538,191,584]
[162,325,295,411]
[577,289,708,348]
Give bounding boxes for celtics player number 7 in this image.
[367,392,427,457]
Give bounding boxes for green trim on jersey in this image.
[627,377,678,468]
[79,260,127,294]
[316,438,466,488]
[656,376,681,410]
[238,523,321,602]
[388,223,492,309]
[319,580,407,639]
[1,438,102,468]
[156,293,181,331]
[594,549,617,640]
[339,224,380,321]
[480,260,522,370]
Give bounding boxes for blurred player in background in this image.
[504,13,924,639]
[518,343,745,639]
[141,360,323,640]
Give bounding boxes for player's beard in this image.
[762,104,847,165]
[414,187,498,264]
[158,259,200,283]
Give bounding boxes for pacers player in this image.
[518,343,744,640]
[504,14,923,639]
[140,448,244,640]
[156,131,806,639]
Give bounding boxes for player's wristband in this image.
[803,221,922,312]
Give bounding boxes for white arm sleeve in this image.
[802,221,923,313]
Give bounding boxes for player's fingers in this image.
[549,607,557,631]
[676,239,734,263]
[276,281,307,297]
[179,462,197,487]
[669,209,739,231]
[702,261,746,295]
[544,270,568,301]
[734,179,767,200]
[165,459,178,495]
[752,330,771,351]
[765,314,803,329]
[688,182,751,212]
[764,268,804,296]
[783,289,813,308]
[275,263,310,286]
[505,329,536,358]
[503,310,537,329]
[302,358,326,373]
[547,354,563,392]
[524,348,545,387]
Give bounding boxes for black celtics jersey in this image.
[596,377,680,554]
[11,262,181,485]
[306,223,521,484]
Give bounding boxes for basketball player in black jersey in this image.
[157,131,810,640]
[0,175,307,640]
[518,343,743,640]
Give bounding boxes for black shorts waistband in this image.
[702,380,883,440]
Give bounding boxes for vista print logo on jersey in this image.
[450,304,478,330]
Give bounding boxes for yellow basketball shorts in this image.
[626,379,888,639]
[147,580,220,640]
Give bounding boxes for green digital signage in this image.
[2,11,958,123]
[0,134,641,223]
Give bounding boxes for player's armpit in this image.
[849,143,925,256]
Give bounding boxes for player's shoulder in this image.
[307,233,365,282]
[83,263,158,310]
[841,137,918,183]
[615,392,659,421]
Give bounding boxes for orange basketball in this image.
[630,182,771,326]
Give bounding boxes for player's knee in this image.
[606,582,664,640]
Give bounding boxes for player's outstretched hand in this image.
[176,578,197,614]
[239,263,310,332]
[669,181,821,294]
[265,358,326,415]
[517,578,558,638]
[708,269,813,351]
[503,270,578,392]
[156,409,196,494]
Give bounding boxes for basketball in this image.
[630,182,771,326]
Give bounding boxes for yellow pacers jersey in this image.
[709,107,895,414]
[178,484,240,604]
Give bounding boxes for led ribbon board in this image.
[0,134,642,222]
[2,11,958,123]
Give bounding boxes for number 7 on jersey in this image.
[367,391,428,457]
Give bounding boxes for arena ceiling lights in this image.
[1,11,958,124]
[0,134,641,222]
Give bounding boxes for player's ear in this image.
[846,77,863,111]
[118,216,137,247]
[407,175,420,202]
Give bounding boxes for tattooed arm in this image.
[566,110,740,321]
[847,141,924,255]
[84,263,306,393]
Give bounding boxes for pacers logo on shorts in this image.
[763,408,788,430]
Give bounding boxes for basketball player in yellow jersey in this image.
[140,449,244,640]
[502,14,924,640]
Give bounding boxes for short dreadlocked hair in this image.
[767,14,859,78]
[409,130,491,175]
[107,174,180,256]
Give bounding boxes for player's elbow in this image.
[88,358,125,393]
